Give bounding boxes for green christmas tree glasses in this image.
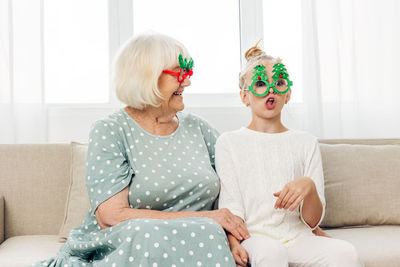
[247,60,293,97]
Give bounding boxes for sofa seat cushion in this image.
[0,235,63,267]
[325,225,400,267]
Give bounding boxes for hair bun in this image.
[244,41,264,61]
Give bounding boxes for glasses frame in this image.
[162,68,193,83]
[247,77,292,97]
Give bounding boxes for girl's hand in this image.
[208,208,250,241]
[273,177,316,211]
[313,226,332,238]
[231,243,249,266]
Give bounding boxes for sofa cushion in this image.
[0,144,71,238]
[58,142,90,242]
[325,225,400,267]
[320,143,400,227]
[0,235,63,267]
[0,195,4,244]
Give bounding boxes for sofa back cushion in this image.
[58,142,90,242]
[319,142,400,227]
[0,144,71,238]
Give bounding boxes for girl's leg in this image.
[241,235,288,267]
[287,234,362,267]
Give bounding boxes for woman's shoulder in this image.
[89,109,127,137]
[178,112,219,134]
[178,111,209,126]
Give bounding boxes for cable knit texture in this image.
[216,127,325,245]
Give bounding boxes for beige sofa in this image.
[1,139,400,267]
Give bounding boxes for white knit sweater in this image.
[216,127,326,244]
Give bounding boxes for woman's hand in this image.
[231,243,249,266]
[273,177,316,211]
[208,208,250,241]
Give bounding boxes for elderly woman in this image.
[32,33,248,267]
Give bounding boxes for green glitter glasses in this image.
[246,61,293,97]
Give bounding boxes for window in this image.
[262,0,303,103]
[44,0,109,103]
[0,0,10,103]
[2,0,302,105]
[10,0,42,103]
[132,0,241,94]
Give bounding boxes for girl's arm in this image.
[299,178,323,228]
[274,138,325,230]
[301,138,326,229]
[273,177,323,228]
[227,233,249,266]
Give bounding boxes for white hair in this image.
[112,32,190,109]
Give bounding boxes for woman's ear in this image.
[240,90,250,106]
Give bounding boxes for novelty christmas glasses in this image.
[162,54,194,83]
[247,60,293,97]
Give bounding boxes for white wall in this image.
[47,104,306,143]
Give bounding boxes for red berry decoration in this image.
[279,74,283,78]
[257,76,261,80]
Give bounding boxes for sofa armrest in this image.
[0,195,4,245]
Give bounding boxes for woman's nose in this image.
[180,77,191,87]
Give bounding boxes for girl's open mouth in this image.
[266,97,276,110]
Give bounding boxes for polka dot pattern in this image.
[32,109,234,267]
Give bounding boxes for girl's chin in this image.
[255,109,282,119]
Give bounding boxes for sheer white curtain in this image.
[2,0,400,144]
[0,0,48,144]
[1,0,111,144]
[302,0,400,138]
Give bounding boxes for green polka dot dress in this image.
[32,108,235,267]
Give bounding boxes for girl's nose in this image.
[268,87,275,94]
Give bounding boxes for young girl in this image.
[215,44,362,267]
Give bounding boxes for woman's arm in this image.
[95,186,249,241]
[96,186,213,226]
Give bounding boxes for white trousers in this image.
[241,234,362,267]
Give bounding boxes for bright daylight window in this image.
[44,0,109,103]
[263,0,303,103]
[132,0,241,94]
